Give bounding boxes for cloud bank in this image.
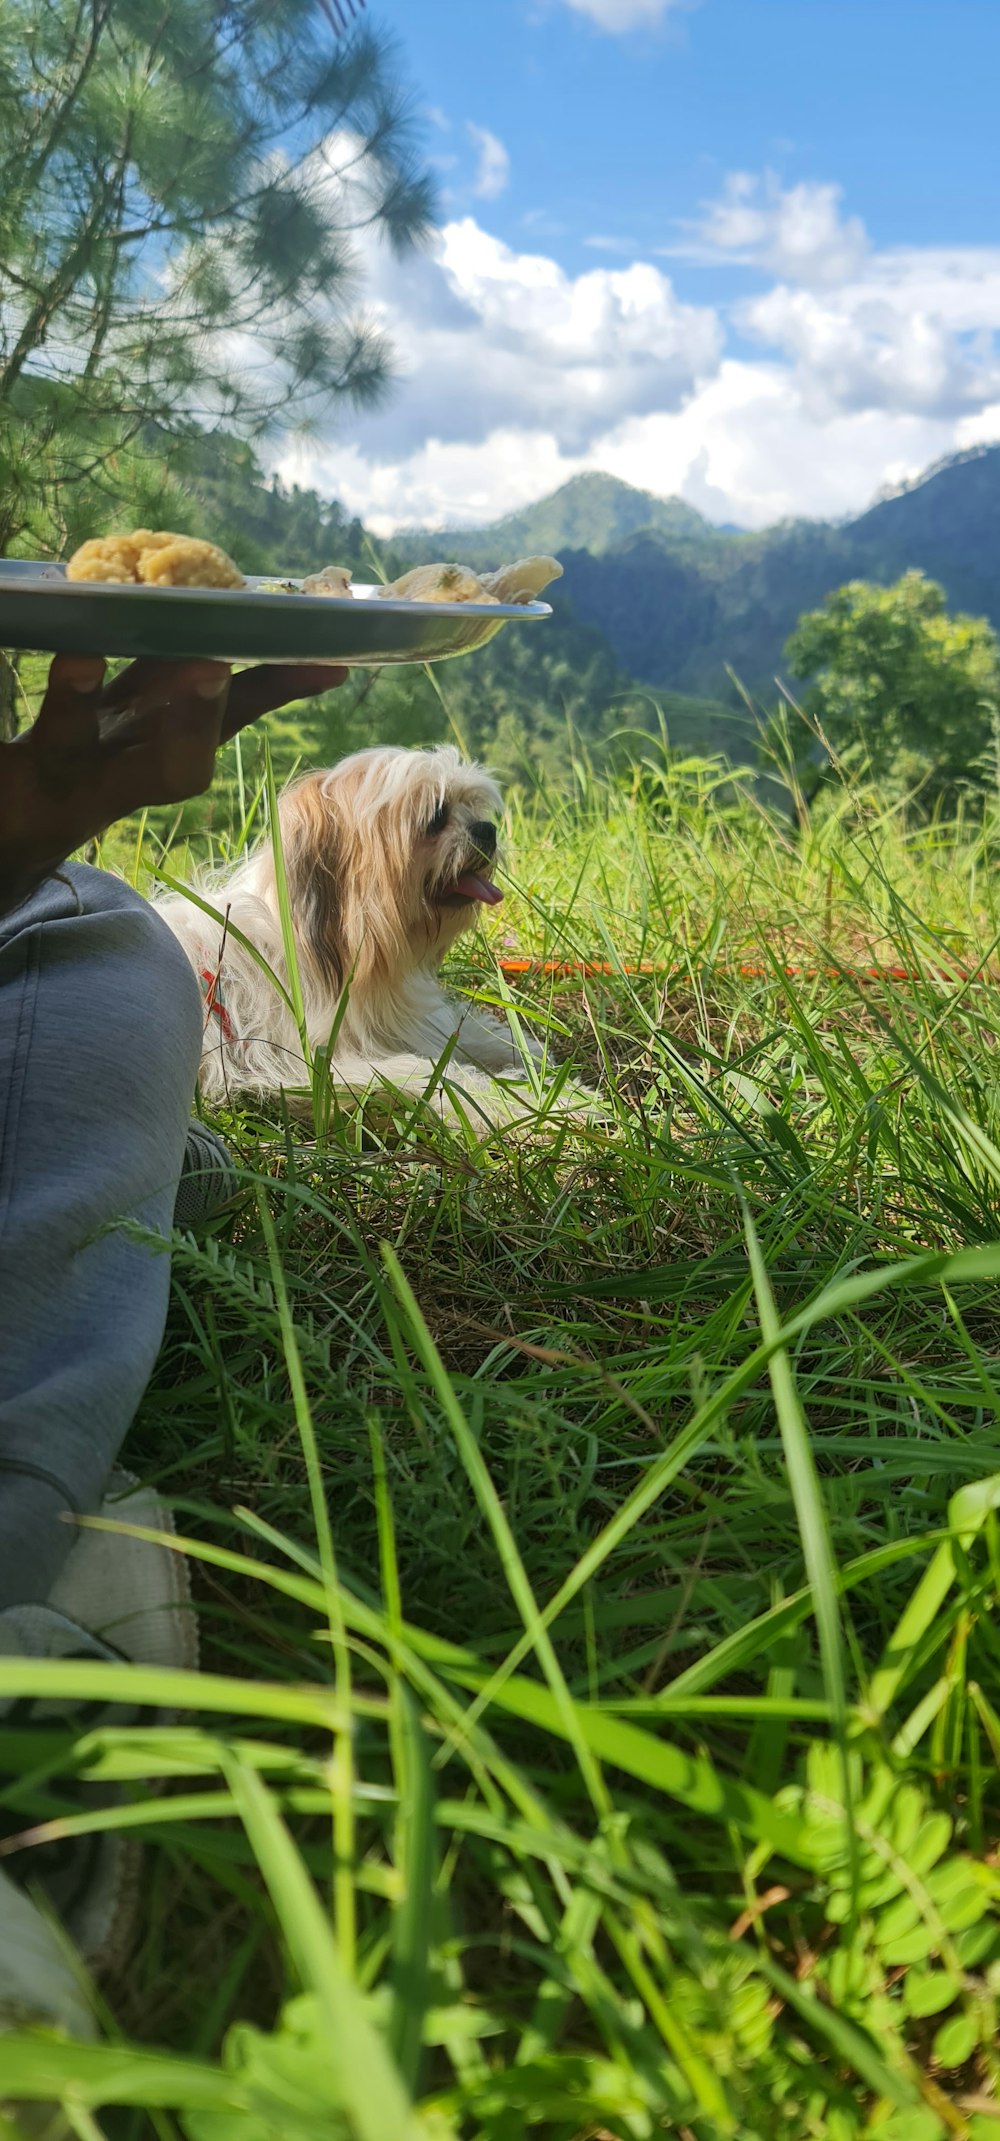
[274,169,1000,535]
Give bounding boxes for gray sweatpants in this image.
[0,865,202,1608]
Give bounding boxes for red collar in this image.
[199,967,236,1045]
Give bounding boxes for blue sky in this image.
[400,0,1000,273]
[277,0,1000,532]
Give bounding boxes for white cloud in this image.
[560,0,689,28]
[957,399,1000,452]
[280,367,959,538]
[672,171,1000,423]
[588,364,959,528]
[730,229,1000,422]
[264,146,1000,538]
[329,215,721,462]
[686,172,869,286]
[466,124,510,200]
[741,280,1000,419]
[285,429,576,537]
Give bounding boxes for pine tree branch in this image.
[19,0,116,195]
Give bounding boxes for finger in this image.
[100,658,231,713]
[156,670,231,796]
[221,663,349,742]
[34,655,107,744]
[101,670,233,755]
[100,671,232,811]
[99,658,158,709]
[29,658,109,796]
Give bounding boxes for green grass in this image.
[5,727,1000,2138]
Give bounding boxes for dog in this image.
[156,744,548,1123]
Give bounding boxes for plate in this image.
[0,563,552,666]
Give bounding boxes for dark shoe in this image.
[173,1120,240,1231]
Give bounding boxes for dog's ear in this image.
[274,772,346,990]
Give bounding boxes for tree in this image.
[0,0,435,730]
[784,571,1000,808]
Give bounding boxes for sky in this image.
[275,0,1000,534]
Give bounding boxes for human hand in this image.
[0,654,347,912]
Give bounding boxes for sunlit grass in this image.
[5,725,1000,2137]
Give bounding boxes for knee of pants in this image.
[97,892,205,1086]
[62,865,202,1070]
[67,910,204,1144]
[1,867,206,1225]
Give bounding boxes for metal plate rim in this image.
[0,562,553,665]
[0,562,551,622]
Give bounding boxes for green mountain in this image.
[405,446,1000,705]
[844,446,1000,621]
[397,471,724,564]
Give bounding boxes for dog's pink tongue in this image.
[454,871,503,905]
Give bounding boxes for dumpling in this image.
[379,563,496,604]
[301,565,353,597]
[477,556,563,604]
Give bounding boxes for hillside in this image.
[403,445,1000,704]
[396,471,725,563]
[846,446,1000,620]
[552,521,852,700]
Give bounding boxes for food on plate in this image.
[301,565,354,597]
[378,562,496,605]
[377,554,563,606]
[61,534,562,614]
[139,537,245,589]
[66,530,245,589]
[477,555,563,604]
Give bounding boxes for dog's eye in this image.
[425,802,450,837]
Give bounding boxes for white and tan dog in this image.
[157,744,546,1121]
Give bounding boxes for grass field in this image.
[5,717,1000,2139]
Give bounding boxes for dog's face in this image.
[273,746,506,988]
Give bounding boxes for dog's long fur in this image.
[156,744,545,1120]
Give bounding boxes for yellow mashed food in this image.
[66,530,245,589]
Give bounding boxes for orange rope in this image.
[496,958,989,986]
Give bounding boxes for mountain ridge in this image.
[396,444,1000,702]
[396,470,733,561]
[404,442,1000,556]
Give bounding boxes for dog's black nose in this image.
[468,820,497,858]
